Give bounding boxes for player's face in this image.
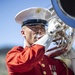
[22,24,46,46]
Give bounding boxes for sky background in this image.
[0,0,52,47]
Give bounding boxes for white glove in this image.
[34,33,53,51]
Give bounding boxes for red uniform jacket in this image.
[6,44,74,75]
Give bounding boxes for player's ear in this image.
[21,30,26,36]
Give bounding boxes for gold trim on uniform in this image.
[41,64,45,67]
[43,71,46,75]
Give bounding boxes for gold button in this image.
[43,71,46,75]
[41,64,45,67]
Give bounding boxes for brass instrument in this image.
[47,1,75,73]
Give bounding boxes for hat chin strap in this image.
[23,39,26,48]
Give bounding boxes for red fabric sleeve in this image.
[6,44,45,73]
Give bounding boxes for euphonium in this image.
[48,2,75,73]
[46,7,75,58]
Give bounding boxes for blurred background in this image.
[0,0,51,75]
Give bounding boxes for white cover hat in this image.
[15,7,52,25]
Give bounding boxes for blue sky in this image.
[0,0,52,47]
